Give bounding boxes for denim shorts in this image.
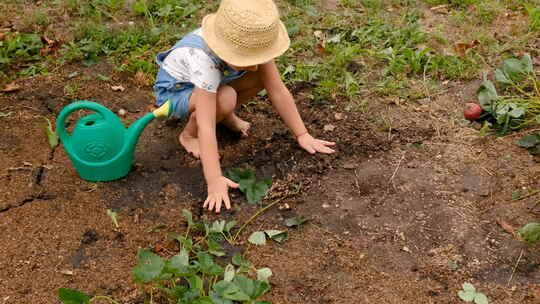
[154,67,247,120]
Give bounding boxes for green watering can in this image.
[56,100,171,182]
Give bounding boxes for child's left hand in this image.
[297,133,336,154]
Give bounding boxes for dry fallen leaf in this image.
[454,40,479,57]
[497,219,516,236]
[59,269,74,276]
[334,113,344,120]
[134,70,150,87]
[314,30,327,55]
[2,82,21,92]
[111,85,125,92]
[323,124,336,132]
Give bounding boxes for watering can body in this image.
[56,100,171,182]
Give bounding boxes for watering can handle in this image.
[56,100,118,147]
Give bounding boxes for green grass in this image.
[0,0,535,109]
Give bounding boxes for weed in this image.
[457,282,489,304]
[43,117,59,149]
[0,32,43,67]
[425,0,479,8]
[525,3,540,31]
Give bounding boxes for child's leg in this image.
[179,85,238,158]
[221,71,265,135]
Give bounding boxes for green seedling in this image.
[518,223,540,244]
[43,117,59,149]
[457,283,489,304]
[248,230,288,246]
[284,216,309,228]
[224,168,272,204]
[106,209,119,228]
[517,133,540,155]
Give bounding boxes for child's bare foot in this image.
[179,131,200,158]
[222,113,251,137]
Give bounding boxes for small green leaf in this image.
[198,252,224,275]
[106,209,119,228]
[494,69,511,84]
[462,283,476,292]
[518,222,540,244]
[213,280,250,301]
[458,290,476,302]
[58,288,91,304]
[502,58,527,81]
[186,275,204,291]
[522,53,533,73]
[233,275,270,299]
[231,253,252,273]
[477,78,498,110]
[265,230,288,243]
[44,117,59,148]
[182,209,194,227]
[164,248,191,275]
[211,220,226,233]
[132,249,165,283]
[246,178,272,204]
[224,220,237,232]
[518,134,540,148]
[207,239,226,257]
[474,292,489,304]
[508,106,525,118]
[248,231,266,245]
[224,168,256,192]
[285,216,309,227]
[256,267,272,283]
[192,296,214,304]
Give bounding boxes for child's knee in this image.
[217,85,237,114]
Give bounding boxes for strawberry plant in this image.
[59,209,272,304]
[477,54,540,135]
[224,168,272,204]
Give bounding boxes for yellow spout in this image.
[153,100,172,118]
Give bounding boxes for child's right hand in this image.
[203,176,239,213]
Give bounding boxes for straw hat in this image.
[201,0,290,67]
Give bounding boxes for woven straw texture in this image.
[202,0,290,66]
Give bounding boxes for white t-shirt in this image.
[161,29,221,93]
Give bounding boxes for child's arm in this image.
[259,61,336,154]
[192,88,239,213]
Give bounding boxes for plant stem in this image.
[233,198,283,241]
[91,296,120,304]
[507,249,524,286]
[513,189,540,201]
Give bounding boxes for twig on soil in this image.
[507,249,524,286]
[530,199,540,213]
[233,198,283,241]
[389,152,406,188]
[353,169,360,190]
[512,189,540,201]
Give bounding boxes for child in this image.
[154,0,336,213]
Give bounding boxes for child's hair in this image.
[201,0,290,66]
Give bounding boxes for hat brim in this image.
[201,13,291,67]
